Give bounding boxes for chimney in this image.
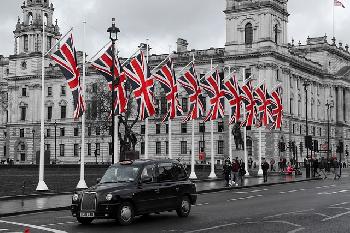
[177,38,188,53]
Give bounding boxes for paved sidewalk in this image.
[0,170,320,217]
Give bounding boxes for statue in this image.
[232,123,244,150]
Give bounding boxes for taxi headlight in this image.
[72,194,79,202]
[106,193,113,201]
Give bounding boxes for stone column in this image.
[345,88,350,123]
[337,86,344,123]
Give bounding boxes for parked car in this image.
[71,159,197,225]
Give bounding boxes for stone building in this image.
[0,0,350,165]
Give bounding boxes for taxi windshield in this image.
[100,165,140,183]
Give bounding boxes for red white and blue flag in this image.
[91,45,127,114]
[224,73,242,125]
[240,77,256,127]
[269,85,283,129]
[50,33,85,119]
[254,82,273,127]
[123,51,155,121]
[334,0,345,8]
[200,70,225,122]
[153,59,183,122]
[178,64,205,122]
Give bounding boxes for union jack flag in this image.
[240,77,256,127]
[178,64,205,122]
[223,73,242,125]
[50,33,85,119]
[253,82,273,127]
[123,51,155,121]
[91,45,127,114]
[153,59,183,122]
[200,70,225,122]
[269,85,283,129]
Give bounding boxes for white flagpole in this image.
[258,69,263,176]
[189,54,197,179]
[168,120,172,159]
[333,0,335,38]
[228,66,233,162]
[77,21,88,189]
[36,11,49,191]
[208,59,216,179]
[145,39,150,159]
[242,68,250,176]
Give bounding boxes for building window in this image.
[156,124,161,134]
[274,24,278,44]
[87,143,91,156]
[161,96,167,114]
[61,86,66,96]
[22,88,27,97]
[96,127,100,136]
[88,127,91,136]
[218,140,224,154]
[300,125,302,135]
[74,128,79,136]
[95,143,100,156]
[290,98,293,115]
[165,141,169,155]
[245,23,253,45]
[20,107,26,121]
[141,125,145,135]
[199,140,205,153]
[46,128,51,137]
[181,123,187,134]
[156,142,161,155]
[109,143,112,155]
[312,126,315,136]
[61,106,66,119]
[200,96,206,112]
[109,126,112,136]
[319,128,322,137]
[45,144,50,151]
[141,142,145,155]
[47,106,52,120]
[60,128,65,137]
[180,141,187,154]
[47,87,52,97]
[182,98,188,112]
[20,128,24,138]
[292,124,295,134]
[199,123,205,133]
[165,124,169,134]
[74,144,79,157]
[60,144,65,157]
[24,35,29,52]
[20,153,26,162]
[218,122,224,132]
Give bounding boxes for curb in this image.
[0,178,321,218]
[0,192,73,201]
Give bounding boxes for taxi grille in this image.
[81,192,96,211]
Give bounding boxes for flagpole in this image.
[258,68,263,176]
[168,47,172,160]
[77,21,88,189]
[45,27,73,56]
[87,40,111,63]
[36,11,49,191]
[114,46,119,164]
[177,60,194,76]
[228,66,233,162]
[242,68,250,176]
[121,48,141,67]
[333,0,335,38]
[208,58,216,179]
[145,39,150,159]
[151,54,172,74]
[189,54,197,179]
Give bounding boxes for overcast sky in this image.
[0,0,349,58]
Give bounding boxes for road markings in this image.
[315,185,336,189]
[263,209,314,219]
[184,222,237,233]
[317,190,349,195]
[321,211,350,222]
[330,202,349,206]
[195,203,209,207]
[0,220,67,233]
[287,228,305,233]
[250,189,263,193]
[264,220,301,227]
[234,191,248,194]
[227,195,263,202]
[314,212,331,218]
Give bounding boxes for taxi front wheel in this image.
[116,202,135,225]
[176,196,191,217]
[76,217,94,225]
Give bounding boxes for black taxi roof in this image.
[112,159,181,167]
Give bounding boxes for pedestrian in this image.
[248,157,253,169]
[223,158,232,187]
[231,158,240,185]
[313,158,320,177]
[334,158,341,180]
[262,159,269,183]
[239,159,246,186]
[286,162,294,175]
[319,157,327,179]
[270,158,275,172]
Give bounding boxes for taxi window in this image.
[158,163,174,182]
[141,164,157,182]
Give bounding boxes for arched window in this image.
[28,12,33,25]
[245,23,253,45]
[44,13,48,26]
[24,35,29,52]
[274,24,278,44]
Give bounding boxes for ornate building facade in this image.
[0,0,350,165]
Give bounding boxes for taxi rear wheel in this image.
[76,217,94,225]
[176,196,191,217]
[116,201,134,225]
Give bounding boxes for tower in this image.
[13,0,61,55]
[224,0,289,53]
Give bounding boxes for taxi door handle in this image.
[154,189,160,193]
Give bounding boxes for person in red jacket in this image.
[231,158,240,185]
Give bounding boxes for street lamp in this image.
[32,129,35,164]
[303,81,311,177]
[107,18,120,165]
[325,100,333,165]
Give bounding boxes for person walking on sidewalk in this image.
[270,158,275,172]
[223,158,232,187]
[319,157,327,179]
[262,159,269,183]
[239,159,246,186]
[333,158,341,180]
[231,158,240,185]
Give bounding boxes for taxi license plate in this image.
[80,212,95,218]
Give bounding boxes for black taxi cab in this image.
[71,159,197,225]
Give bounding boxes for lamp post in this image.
[32,129,35,164]
[303,81,311,177]
[54,120,57,164]
[325,100,333,171]
[107,18,120,165]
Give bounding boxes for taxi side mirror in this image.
[96,178,101,184]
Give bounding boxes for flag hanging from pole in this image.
[224,73,242,125]
[50,33,85,119]
[153,58,183,122]
[240,77,256,127]
[254,82,273,127]
[334,0,345,8]
[91,45,128,114]
[178,64,205,122]
[269,85,283,129]
[123,51,155,121]
[200,70,225,122]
